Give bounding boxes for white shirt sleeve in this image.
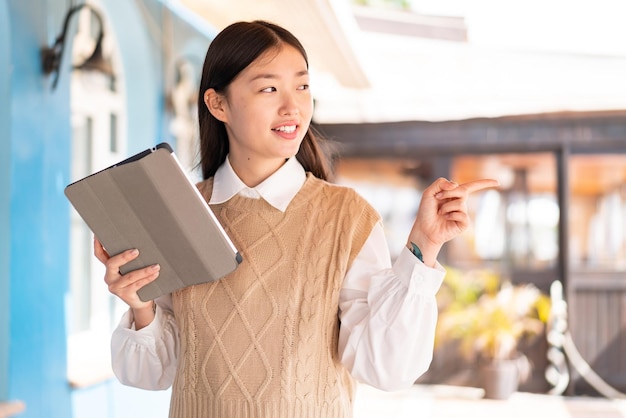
[338,222,445,392]
[110,294,180,390]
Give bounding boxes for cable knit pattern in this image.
[169,174,380,418]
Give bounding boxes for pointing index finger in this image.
[459,179,500,194]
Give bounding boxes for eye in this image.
[260,87,276,93]
[297,84,309,91]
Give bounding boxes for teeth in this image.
[274,125,296,133]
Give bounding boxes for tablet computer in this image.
[65,143,242,301]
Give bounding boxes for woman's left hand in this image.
[408,177,499,266]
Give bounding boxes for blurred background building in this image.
[1,0,625,417]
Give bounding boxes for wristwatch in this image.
[409,242,424,263]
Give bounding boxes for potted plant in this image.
[435,268,551,399]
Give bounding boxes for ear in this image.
[203,88,228,123]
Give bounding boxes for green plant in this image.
[436,268,551,361]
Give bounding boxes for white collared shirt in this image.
[210,156,306,211]
[111,157,446,392]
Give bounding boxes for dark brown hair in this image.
[197,20,332,180]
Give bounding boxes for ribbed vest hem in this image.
[168,393,353,418]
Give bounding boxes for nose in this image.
[279,91,299,116]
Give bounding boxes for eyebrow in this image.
[249,70,309,82]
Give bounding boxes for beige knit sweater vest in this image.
[168,174,380,418]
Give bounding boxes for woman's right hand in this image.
[94,237,160,329]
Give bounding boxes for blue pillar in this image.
[6,0,72,416]
[0,0,12,402]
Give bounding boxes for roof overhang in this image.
[177,0,370,89]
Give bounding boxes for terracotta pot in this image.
[479,358,520,400]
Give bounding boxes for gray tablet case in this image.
[65,143,242,301]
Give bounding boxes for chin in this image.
[280,144,303,158]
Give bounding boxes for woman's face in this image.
[217,44,313,178]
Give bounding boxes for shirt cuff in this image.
[116,304,167,344]
[392,246,445,296]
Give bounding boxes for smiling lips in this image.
[272,124,298,139]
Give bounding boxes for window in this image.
[568,154,626,270]
[445,153,559,274]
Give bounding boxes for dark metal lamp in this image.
[41,3,115,90]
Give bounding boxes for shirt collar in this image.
[209,156,306,212]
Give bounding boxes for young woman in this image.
[96,20,498,418]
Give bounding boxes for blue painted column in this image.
[0,0,12,402]
[6,0,72,416]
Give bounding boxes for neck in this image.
[228,155,287,188]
